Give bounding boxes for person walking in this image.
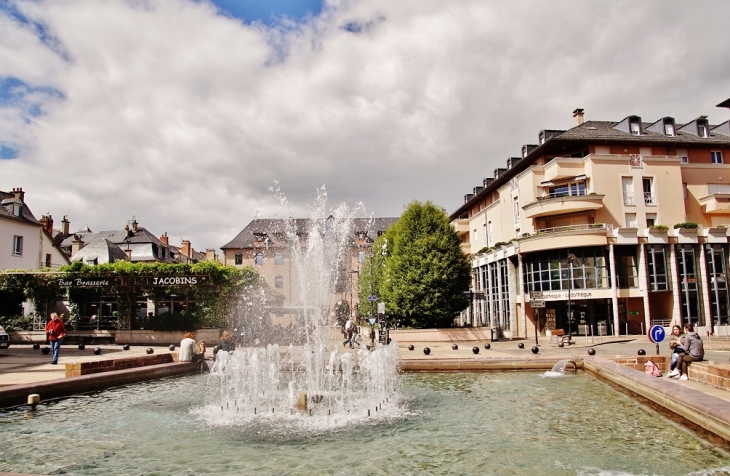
[45,312,66,365]
[343,318,355,349]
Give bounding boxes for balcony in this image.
[523,193,605,219]
[623,192,655,206]
[452,219,469,233]
[699,194,730,214]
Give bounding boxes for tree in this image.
[367,201,471,328]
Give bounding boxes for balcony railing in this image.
[537,190,588,201]
[644,192,655,205]
[531,223,607,236]
[623,192,635,206]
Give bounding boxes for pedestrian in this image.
[666,324,685,378]
[676,323,704,381]
[217,330,235,352]
[45,312,66,365]
[179,332,197,362]
[343,318,355,348]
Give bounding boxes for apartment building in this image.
[221,217,399,324]
[450,101,730,339]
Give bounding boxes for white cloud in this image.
[1,0,730,252]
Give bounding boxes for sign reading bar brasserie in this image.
[56,275,205,287]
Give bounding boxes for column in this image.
[517,253,526,338]
[609,243,619,336]
[698,243,712,333]
[638,243,651,335]
[668,244,682,327]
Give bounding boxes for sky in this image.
[2,0,730,254]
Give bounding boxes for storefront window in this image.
[523,247,608,292]
[646,245,668,291]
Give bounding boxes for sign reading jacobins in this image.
[56,275,208,287]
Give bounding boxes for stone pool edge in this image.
[0,361,204,409]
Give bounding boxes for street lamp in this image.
[350,269,359,325]
[565,250,579,341]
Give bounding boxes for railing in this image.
[532,223,607,235]
[623,192,635,206]
[536,190,588,201]
[644,192,655,205]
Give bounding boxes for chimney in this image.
[61,216,70,236]
[11,187,25,202]
[160,233,169,245]
[40,215,54,235]
[71,234,85,257]
[131,219,138,233]
[573,108,585,125]
[205,248,218,262]
[181,240,192,258]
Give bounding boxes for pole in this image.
[534,309,539,346]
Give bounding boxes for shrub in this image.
[0,314,35,331]
[146,311,201,331]
[650,225,669,231]
[673,222,699,229]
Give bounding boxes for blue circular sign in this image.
[648,325,666,343]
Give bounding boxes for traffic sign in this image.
[368,317,376,326]
[377,302,386,314]
[367,295,378,302]
[530,300,546,308]
[531,291,543,299]
[648,325,666,343]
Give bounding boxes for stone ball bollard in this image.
[93,347,102,355]
[423,347,431,355]
[558,341,565,348]
[408,345,414,351]
[587,348,596,356]
[484,343,491,350]
[518,343,525,349]
[146,348,154,355]
[638,349,646,356]
[452,344,458,350]
[472,346,479,354]
[169,345,176,351]
[123,344,130,351]
[41,346,50,355]
[32,343,41,350]
[531,346,539,354]
[78,344,85,350]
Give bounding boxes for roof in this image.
[60,226,167,249]
[450,112,730,219]
[221,217,400,249]
[70,238,128,264]
[0,191,41,226]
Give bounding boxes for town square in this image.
[2,1,730,475]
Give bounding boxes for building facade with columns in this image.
[450,100,730,338]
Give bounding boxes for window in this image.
[646,214,656,227]
[487,221,492,246]
[709,183,730,194]
[683,183,688,199]
[664,123,675,136]
[12,235,22,256]
[45,254,51,268]
[699,124,709,138]
[625,213,637,228]
[546,181,586,199]
[630,121,641,135]
[622,177,634,206]
[275,275,284,288]
[483,223,487,243]
[711,151,724,164]
[642,177,654,204]
[613,246,638,288]
[275,252,284,265]
[473,229,477,242]
[255,253,264,265]
[12,203,21,217]
[234,253,243,265]
[513,197,520,224]
[359,251,366,263]
[681,156,688,164]
[645,245,668,291]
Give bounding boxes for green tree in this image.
[372,201,471,328]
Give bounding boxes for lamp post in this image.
[350,269,359,326]
[566,250,579,340]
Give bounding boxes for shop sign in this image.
[57,278,111,287]
[152,276,199,285]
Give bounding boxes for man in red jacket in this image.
[45,312,66,365]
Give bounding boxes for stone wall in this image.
[65,353,175,377]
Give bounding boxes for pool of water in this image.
[2,372,730,475]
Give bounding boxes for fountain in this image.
[543,359,578,377]
[199,187,402,429]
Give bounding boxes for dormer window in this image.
[12,202,21,216]
[664,123,675,136]
[699,124,709,138]
[253,233,269,243]
[630,120,641,136]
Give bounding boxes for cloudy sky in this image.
[2,0,730,253]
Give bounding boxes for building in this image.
[0,187,69,271]
[450,101,730,339]
[221,216,399,324]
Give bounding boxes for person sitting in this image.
[218,331,235,352]
[675,323,704,381]
[179,332,198,362]
[666,324,686,378]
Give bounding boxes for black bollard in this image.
[169,345,176,351]
[93,347,102,355]
[452,344,458,350]
[33,343,40,350]
[423,347,431,355]
[637,349,646,356]
[123,344,130,351]
[472,346,479,354]
[408,345,414,351]
[518,343,525,349]
[531,346,539,354]
[78,344,85,350]
[41,347,50,355]
[484,343,491,350]
[587,348,596,356]
[146,347,154,354]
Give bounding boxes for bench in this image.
[548,329,571,345]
